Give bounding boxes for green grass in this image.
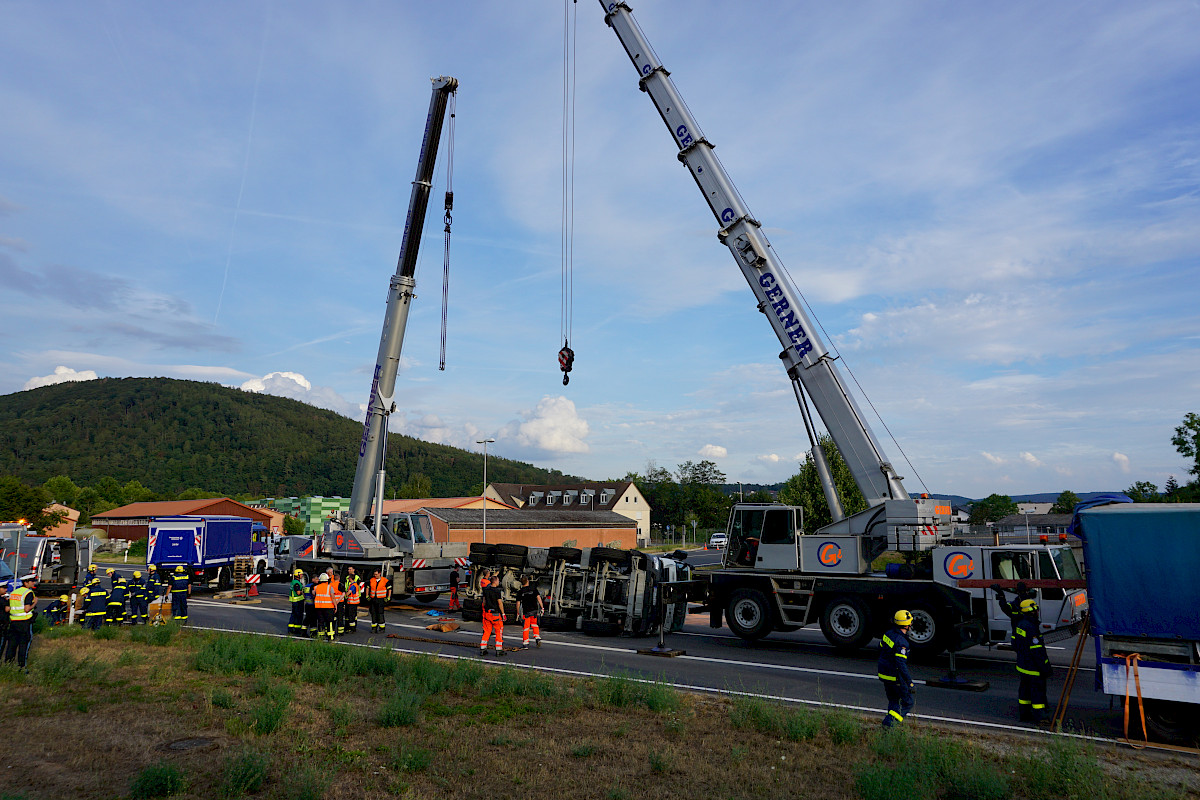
[128,763,187,799]
[219,748,270,798]
[377,692,425,728]
[391,744,432,773]
[591,673,680,713]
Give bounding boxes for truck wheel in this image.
[469,543,496,566]
[462,607,482,622]
[494,544,528,557]
[1143,699,1200,744]
[590,547,631,568]
[216,567,231,591]
[819,595,872,650]
[415,592,441,604]
[495,552,526,569]
[905,603,946,657]
[726,589,772,641]
[547,547,582,564]
[539,614,573,631]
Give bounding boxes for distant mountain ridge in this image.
[0,377,577,498]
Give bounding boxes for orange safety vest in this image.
[314,582,335,609]
[332,583,345,605]
[368,576,388,599]
[347,579,360,605]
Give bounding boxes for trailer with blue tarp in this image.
[1074,500,1200,743]
[147,515,254,590]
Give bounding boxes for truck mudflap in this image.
[1042,619,1085,645]
[953,618,988,650]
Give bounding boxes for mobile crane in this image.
[598,1,1087,654]
[295,76,469,598]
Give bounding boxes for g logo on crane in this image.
[943,551,974,579]
[818,542,842,567]
[335,534,344,549]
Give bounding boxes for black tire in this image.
[495,552,526,569]
[581,618,622,636]
[590,547,631,568]
[726,588,773,641]
[414,592,441,604]
[538,614,573,631]
[1143,699,1200,745]
[462,607,482,623]
[494,544,528,557]
[819,595,873,650]
[216,568,231,591]
[547,547,582,564]
[469,547,495,567]
[904,603,947,656]
[463,597,481,612]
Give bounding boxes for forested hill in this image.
[0,377,577,498]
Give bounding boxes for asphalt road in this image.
[81,560,1133,745]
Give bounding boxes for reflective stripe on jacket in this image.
[347,580,361,604]
[368,576,388,599]
[877,626,913,684]
[9,587,34,622]
[1013,618,1050,676]
[314,582,335,609]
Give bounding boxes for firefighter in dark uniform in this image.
[128,570,148,624]
[288,569,306,636]
[878,609,917,727]
[991,581,1037,638]
[1012,598,1053,722]
[170,566,191,623]
[106,574,128,625]
[84,577,108,630]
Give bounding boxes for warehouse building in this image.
[91,498,274,541]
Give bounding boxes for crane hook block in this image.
[558,343,575,385]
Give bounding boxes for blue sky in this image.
[2,1,1198,498]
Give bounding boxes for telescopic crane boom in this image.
[599,2,944,551]
[341,75,458,549]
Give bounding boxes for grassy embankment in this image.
[0,623,1195,800]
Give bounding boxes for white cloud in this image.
[981,452,1005,465]
[23,365,98,390]
[699,444,728,459]
[1020,451,1043,467]
[757,453,783,464]
[1112,452,1131,474]
[500,396,589,455]
[240,371,365,420]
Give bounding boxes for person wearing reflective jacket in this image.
[106,575,128,625]
[878,610,917,727]
[288,570,306,636]
[170,567,190,623]
[1012,598,1053,723]
[83,578,108,630]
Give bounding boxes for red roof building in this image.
[91,498,272,541]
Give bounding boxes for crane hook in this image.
[558,341,575,386]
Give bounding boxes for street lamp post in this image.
[1024,510,1031,545]
[477,438,495,543]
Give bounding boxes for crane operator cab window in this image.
[725,506,798,570]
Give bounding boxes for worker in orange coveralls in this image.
[479,569,506,657]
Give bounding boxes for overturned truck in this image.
[459,543,694,637]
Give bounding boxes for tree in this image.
[1125,481,1159,503]
[1049,490,1080,514]
[122,479,157,503]
[1172,412,1200,477]
[677,460,725,486]
[42,475,80,507]
[283,515,307,536]
[778,434,867,532]
[744,490,775,503]
[969,494,1018,525]
[399,473,432,499]
[0,476,67,532]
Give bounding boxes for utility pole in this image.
[478,438,495,543]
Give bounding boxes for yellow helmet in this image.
[59,594,68,602]
[894,610,914,627]
[294,569,304,576]
[133,571,142,578]
[1019,598,1039,614]
[148,564,156,571]
[106,568,115,575]
[175,565,186,573]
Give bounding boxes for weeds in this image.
[34,648,110,686]
[219,748,270,798]
[128,763,187,799]
[210,688,235,709]
[131,624,178,647]
[648,749,671,773]
[94,625,121,641]
[591,673,680,714]
[570,743,596,758]
[377,692,424,727]
[284,767,328,800]
[391,744,432,773]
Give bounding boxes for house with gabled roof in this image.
[485,480,650,546]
